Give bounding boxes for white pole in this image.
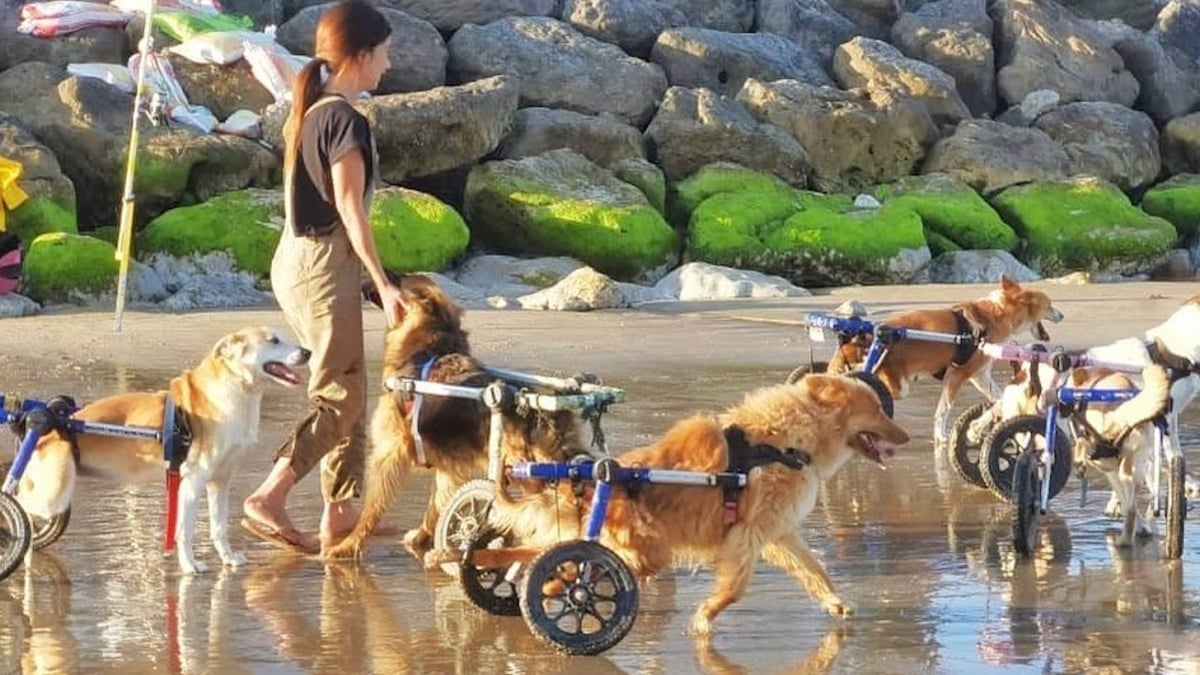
[113,0,159,332]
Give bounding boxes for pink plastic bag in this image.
[21,1,124,19]
[18,11,133,37]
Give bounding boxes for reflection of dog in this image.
[12,327,310,574]
[490,374,909,635]
[865,275,1064,447]
[325,274,586,562]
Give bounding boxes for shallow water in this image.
[3,341,1200,675]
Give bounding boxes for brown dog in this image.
[488,373,910,636]
[324,274,587,561]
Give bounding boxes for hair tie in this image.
[319,63,331,85]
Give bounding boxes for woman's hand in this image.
[375,281,407,328]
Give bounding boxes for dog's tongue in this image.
[265,361,300,384]
[861,432,898,466]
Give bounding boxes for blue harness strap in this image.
[161,396,192,474]
[410,356,438,468]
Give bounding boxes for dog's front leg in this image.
[176,472,207,574]
[207,480,247,568]
[689,526,756,637]
[409,471,458,563]
[762,530,850,618]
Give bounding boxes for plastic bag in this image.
[168,29,280,65]
[215,110,261,138]
[111,0,223,15]
[153,9,252,42]
[20,1,123,19]
[66,62,135,93]
[18,10,133,36]
[243,41,311,103]
[127,51,217,133]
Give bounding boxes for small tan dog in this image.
[11,327,310,574]
[489,373,910,635]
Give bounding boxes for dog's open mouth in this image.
[856,431,899,465]
[264,361,302,386]
[1035,321,1051,341]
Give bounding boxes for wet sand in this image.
[2,279,1200,674]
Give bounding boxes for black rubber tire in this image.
[459,524,522,616]
[1166,454,1186,560]
[520,540,639,656]
[0,492,31,582]
[785,363,815,385]
[1011,451,1042,559]
[851,371,895,419]
[981,415,1070,504]
[434,479,496,577]
[30,508,70,552]
[950,402,992,488]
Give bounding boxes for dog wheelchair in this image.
[970,350,1188,560]
[0,392,191,582]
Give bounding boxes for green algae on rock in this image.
[138,188,284,277]
[874,173,1017,255]
[22,232,119,303]
[5,195,77,241]
[1140,173,1200,241]
[369,186,471,273]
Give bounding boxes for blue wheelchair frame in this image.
[803,312,982,376]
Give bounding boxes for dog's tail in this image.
[1101,364,1171,441]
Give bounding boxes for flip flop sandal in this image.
[241,517,320,556]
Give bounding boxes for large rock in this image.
[672,163,801,217]
[737,78,938,193]
[0,113,76,241]
[276,4,446,94]
[262,76,520,184]
[453,254,586,298]
[926,250,1040,284]
[368,187,471,273]
[643,87,809,189]
[464,149,678,281]
[1140,173,1200,241]
[0,63,276,230]
[827,0,904,36]
[21,233,118,304]
[1033,102,1161,193]
[990,0,1140,108]
[991,177,1178,276]
[0,26,126,72]
[166,55,275,121]
[650,28,831,98]
[921,119,1070,195]
[1109,31,1200,125]
[387,0,557,31]
[494,108,646,168]
[833,36,971,127]
[516,266,629,311]
[1055,0,1164,30]
[891,0,996,117]
[873,172,1017,254]
[653,261,811,299]
[664,0,756,31]
[755,0,863,68]
[562,0,690,59]
[1163,112,1200,175]
[1155,0,1200,65]
[448,18,667,127]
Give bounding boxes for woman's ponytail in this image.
[282,57,328,176]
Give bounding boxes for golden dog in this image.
[488,373,910,635]
[325,274,587,561]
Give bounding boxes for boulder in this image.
[653,261,811,299]
[276,3,446,94]
[0,113,76,241]
[1055,0,1164,29]
[826,0,903,36]
[516,266,629,311]
[1033,102,1161,193]
[925,250,1041,284]
[464,149,678,281]
[832,35,971,127]
[1109,30,1200,125]
[0,26,126,73]
[368,187,471,273]
[643,87,809,189]
[737,78,938,193]
[611,158,667,214]
[672,162,801,217]
[1155,0,1200,65]
[890,0,996,116]
[0,63,277,230]
[561,0,690,59]
[386,0,557,32]
[453,254,586,298]
[650,28,831,98]
[662,0,756,32]
[873,172,1017,254]
[166,55,275,121]
[921,119,1070,195]
[0,293,39,318]
[494,108,646,168]
[1140,173,1200,241]
[995,89,1060,127]
[447,18,667,127]
[990,0,1140,108]
[138,188,284,277]
[1163,112,1200,175]
[754,0,863,68]
[21,232,118,303]
[142,252,273,310]
[990,177,1178,276]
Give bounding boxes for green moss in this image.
[370,187,470,273]
[22,232,119,303]
[89,225,119,245]
[136,153,192,200]
[924,229,961,256]
[874,173,1017,252]
[687,189,807,262]
[991,178,1178,276]
[138,189,283,276]
[1140,173,1200,240]
[674,163,798,218]
[4,195,77,241]
[612,159,667,215]
[768,203,926,261]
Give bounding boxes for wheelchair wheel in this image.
[851,371,895,419]
[459,524,521,616]
[1165,454,1186,560]
[951,402,992,488]
[0,492,31,582]
[30,508,70,552]
[434,479,495,577]
[785,363,814,385]
[1011,451,1042,558]
[520,540,639,656]
[981,415,1070,504]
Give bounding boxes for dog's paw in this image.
[1104,496,1124,519]
[222,550,249,568]
[402,528,432,559]
[180,558,208,575]
[686,614,715,637]
[823,598,853,618]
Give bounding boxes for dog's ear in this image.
[212,332,247,361]
[999,273,1019,293]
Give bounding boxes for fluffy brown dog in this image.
[488,373,910,636]
[325,274,587,561]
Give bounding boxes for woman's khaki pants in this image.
[270,228,366,502]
